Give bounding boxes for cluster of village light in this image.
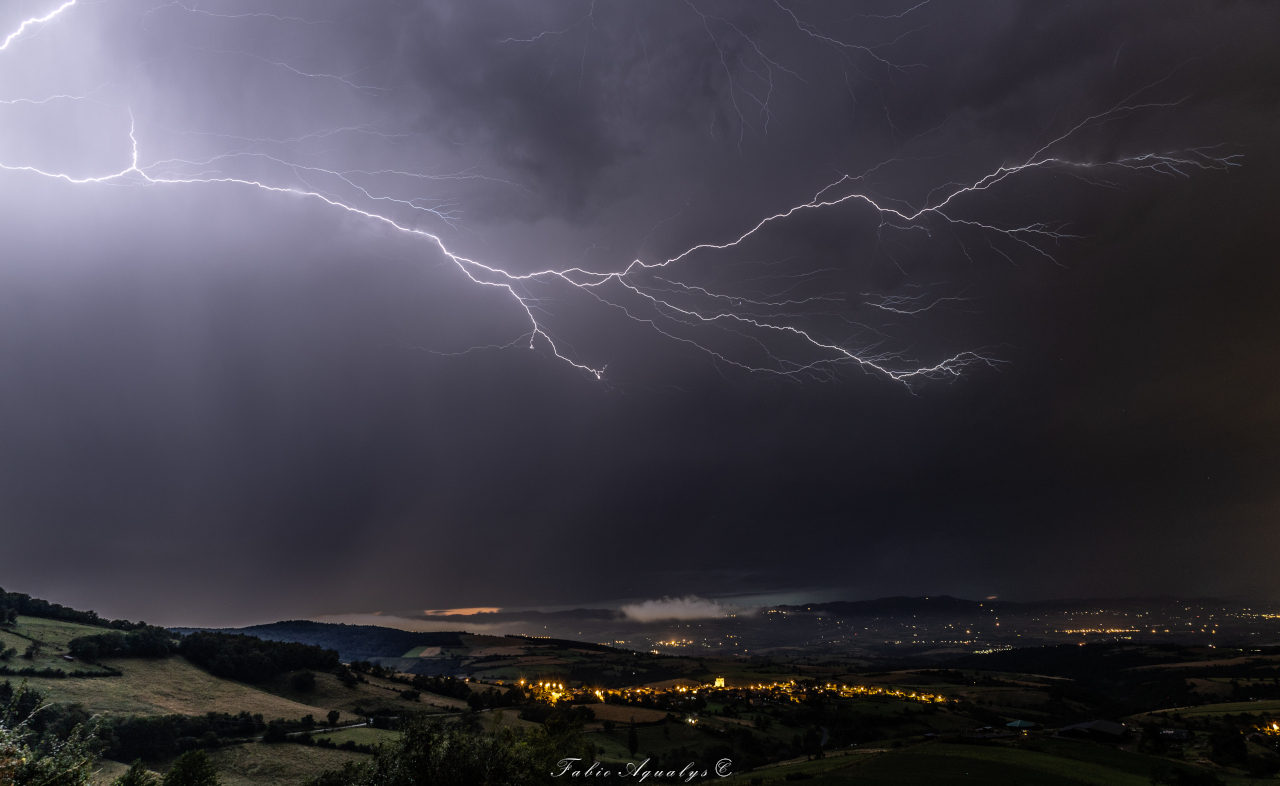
[508,677,950,707]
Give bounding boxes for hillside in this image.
[3,590,1279,786]
[173,620,466,664]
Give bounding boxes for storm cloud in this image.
[0,0,1277,626]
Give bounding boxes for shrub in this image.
[162,750,220,786]
[263,721,289,744]
[112,760,160,786]
[301,714,593,786]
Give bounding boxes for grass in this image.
[718,740,1258,786]
[585,703,671,724]
[1,617,116,676]
[310,726,401,747]
[728,744,1151,786]
[90,758,138,785]
[257,669,447,717]
[202,742,367,786]
[19,656,360,722]
[1149,699,1280,717]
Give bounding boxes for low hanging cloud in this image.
[620,596,756,622]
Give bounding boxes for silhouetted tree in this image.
[162,750,219,786]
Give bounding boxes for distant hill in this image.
[170,620,466,663]
[780,596,993,617]
[778,595,1241,617]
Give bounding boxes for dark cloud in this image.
[0,0,1276,626]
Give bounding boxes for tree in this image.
[627,719,639,757]
[21,642,40,661]
[291,672,317,692]
[263,721,289,744]
[162,750,220,786]
[113,760,160,786]
[301,714,593,786]
[1,683,97,786]
[334,665,359,688]
[326,710,340,727]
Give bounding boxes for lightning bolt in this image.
[0,0,76,51]
[0,1,1240,388]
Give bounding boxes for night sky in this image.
[0,0,1277,627]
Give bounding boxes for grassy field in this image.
[1135,699,1280,720]
[311,726,402,747]
[257,668,459,716]
[721,742,1171,786]
[90,758,137,785]
[1,617,116,675]
[715,738,1280,786]
[204,743,366,786]
[585,703,671,724]
[20,655,360,722]
[90,741,367,786]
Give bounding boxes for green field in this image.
[2,616,478,724]
[1142,699,1280,718]
[1,616,117,675]
[204,743,367,786]
[719,741,1239,786]
[20,653,360,722]
[311,726,402,747]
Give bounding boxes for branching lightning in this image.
[0,0,76,51]
[0,0,1240,388]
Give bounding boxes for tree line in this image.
[0,587,149,632]
[68,627,179,661]
[176,632,339,683]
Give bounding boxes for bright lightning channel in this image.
[0,2,1240,387]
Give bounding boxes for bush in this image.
[263,721,289,744]
[291,672,317,692]
[112,760,160,786]
[301,714,594,786]
[0,682,98,785]
[162,750,220,786]
[407,675,472,701]
[100,712,265,761]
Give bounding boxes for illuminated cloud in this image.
[621,596,755,622]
